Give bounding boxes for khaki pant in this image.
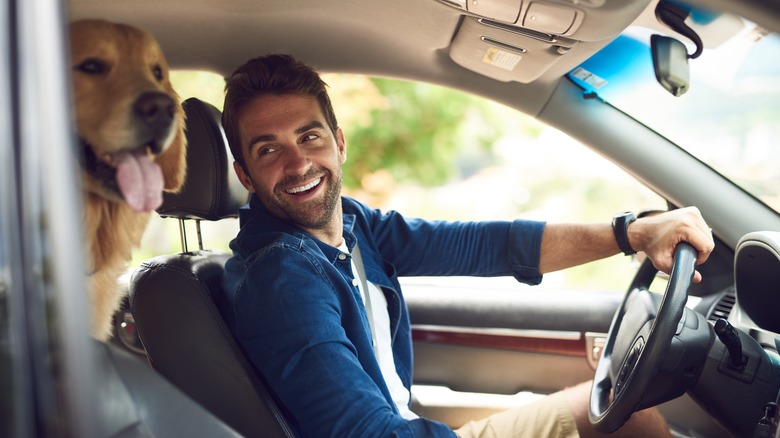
[454,391,579,438]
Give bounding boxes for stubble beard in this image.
[263,167,342,231]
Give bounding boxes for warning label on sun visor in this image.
[571,67,607,89]
[482,47,521,71]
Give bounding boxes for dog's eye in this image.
[75,58,107,75]
[152,64,164,81]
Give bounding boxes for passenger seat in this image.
[128,98,295,437]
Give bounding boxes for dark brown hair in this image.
[222,54,339,169]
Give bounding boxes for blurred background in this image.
[132,70,666,291]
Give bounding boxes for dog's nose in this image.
[134,92,175,151]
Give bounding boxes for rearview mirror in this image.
[651,35,690,97]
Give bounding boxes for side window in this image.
[325,75,667,291]
[136,72,666,291]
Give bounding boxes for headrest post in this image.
[196,219,204,251]
[178,218,188,253]
[155,98,247,254]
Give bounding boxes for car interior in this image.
[2,0,779,437]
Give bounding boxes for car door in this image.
[405,276,620,425]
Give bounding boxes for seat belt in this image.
[352,244,378,355]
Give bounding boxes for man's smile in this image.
[284,177,322,195]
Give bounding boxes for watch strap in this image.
[612,212,637,256]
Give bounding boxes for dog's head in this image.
[70,19,186,212]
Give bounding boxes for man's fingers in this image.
[691,226,715,266]
[677,207,715,266]
[636,206,714,281]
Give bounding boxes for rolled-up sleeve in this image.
[507,219,546,285]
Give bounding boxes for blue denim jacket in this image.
[219,195,545,437]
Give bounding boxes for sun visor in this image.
[449,16,578,83]
[441,0,652,83]
[567,34,653,97]
[437,0,652,40]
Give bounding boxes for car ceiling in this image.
[62,0,763,117]
[67,0,780,118]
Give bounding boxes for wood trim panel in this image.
[412,326,587,357]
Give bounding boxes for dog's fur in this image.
[70,19,187,341]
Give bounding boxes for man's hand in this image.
[628,207,715,282]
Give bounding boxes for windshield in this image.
[568,16,780,213]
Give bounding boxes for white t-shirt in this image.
[338,242,418,420]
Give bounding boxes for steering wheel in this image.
[589,242,697,433]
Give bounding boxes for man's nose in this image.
[282,144,311,174]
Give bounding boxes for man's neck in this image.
[303,203,344,247]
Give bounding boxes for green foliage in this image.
[341,78,506,189]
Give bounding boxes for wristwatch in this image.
[612,211,637,256]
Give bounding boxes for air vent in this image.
[708,289,736,322]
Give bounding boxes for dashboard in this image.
[734,232,780,340]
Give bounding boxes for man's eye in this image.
[259,147,276,156]
[302,134,319,142]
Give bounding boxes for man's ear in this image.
[337,128,347,164]
[233,161,256,193]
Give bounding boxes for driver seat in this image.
[128,98,294,437]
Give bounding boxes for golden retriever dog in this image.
[70,19,186,341]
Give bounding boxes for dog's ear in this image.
[156,88,187,192]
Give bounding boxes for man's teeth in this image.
[287,178,321,194]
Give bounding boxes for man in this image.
[219,54,715,437]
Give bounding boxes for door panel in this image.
[412,336,593,394]
[406,285,620,332]
[404,282,621,427]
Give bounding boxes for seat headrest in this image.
[157,98,247,221]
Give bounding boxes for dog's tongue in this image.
[115,151,164,212]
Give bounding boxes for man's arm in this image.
[539,206,715,282]
[354,198,545,282]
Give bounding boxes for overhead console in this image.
[437,0,652,82]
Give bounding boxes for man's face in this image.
[234,94,346,232]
